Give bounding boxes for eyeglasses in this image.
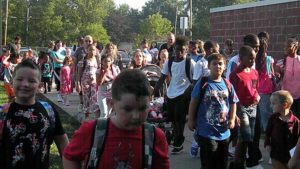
[85,40,91,43]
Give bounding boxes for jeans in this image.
[258,93,272,131]
[237,105,257,142]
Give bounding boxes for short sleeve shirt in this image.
[192,78,239,140]
[161,58,195,98]
[1,101,65,169]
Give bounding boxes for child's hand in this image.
[254,94,261,105]
[235,116,241,127]
[228,119,235,129]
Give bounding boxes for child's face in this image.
[102,57,113,69]
[111,93,150,130]
[270,95,286,114]
[284,42,298,56]
[160,52,168,62]
[240,50,256,68]
[188,44,198,53]
[175,45,188,58]
[209,59,226,77]
[134,52,143,65]
[107,45,114,55]
[88,46,96,56]
[13,67,40,104]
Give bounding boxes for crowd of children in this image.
[0,31,299,169]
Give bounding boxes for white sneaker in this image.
[268,158,272,164]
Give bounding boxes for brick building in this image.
[210,0,300,60]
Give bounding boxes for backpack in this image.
[198,76,232,104]
[168,56,192,83]
[0,100,56,142]
[86,118,155,169]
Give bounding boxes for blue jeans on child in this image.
[237,105,257,142]
[258,93,272,131]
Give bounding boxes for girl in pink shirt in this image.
[281,37,300,118]
[255,37,275,131]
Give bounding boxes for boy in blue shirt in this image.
[188,53,239,169]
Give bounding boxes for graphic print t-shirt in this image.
[192,78,239,140]
[1,101,65,169]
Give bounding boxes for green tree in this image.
[141,0,185,34]
[104,4,140,44]
[136,13,173,47]
[6,0,112,46]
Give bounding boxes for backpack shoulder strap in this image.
[168,57,174,76]
[222,78,232,93]
[38,100,56,128]
[185,57,192,83]
[199,76,209,103]
[87,118,108,169]
[143,122,155,169]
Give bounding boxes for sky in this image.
[114,0,149,11]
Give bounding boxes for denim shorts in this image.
[237,105,257,142]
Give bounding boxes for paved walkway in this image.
[41,91,272,169]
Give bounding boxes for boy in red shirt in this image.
[63,69,169,169]
[229,46,260,168]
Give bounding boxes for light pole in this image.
[189,0,192,39]
[4,0,9,46]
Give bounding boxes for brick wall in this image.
[210,0,300,59]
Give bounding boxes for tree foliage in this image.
[5,0,112,46]
[135,13,173,48]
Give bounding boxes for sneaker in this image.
[268,158,272,165]
[57,94,62,102]
[189,140,199,158]
[189,146,198,158]
[171,146,184,154]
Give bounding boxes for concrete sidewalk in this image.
[41,91,272,169]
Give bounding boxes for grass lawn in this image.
[0,83,81,169]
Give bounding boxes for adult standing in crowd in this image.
[7,36,21,55]
[159,32,176,58]
[50,40,66,102]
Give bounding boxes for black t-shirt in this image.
[1,101,65,169]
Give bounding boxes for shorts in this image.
[237,105,257,142]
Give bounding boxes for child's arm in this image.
[188,98,199,131]
[228,103,236,129]
[63,157,81,169]
[96,68,107,86]
[54,133,69,157]
[152,74,167,96]
[2,55,10,67]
